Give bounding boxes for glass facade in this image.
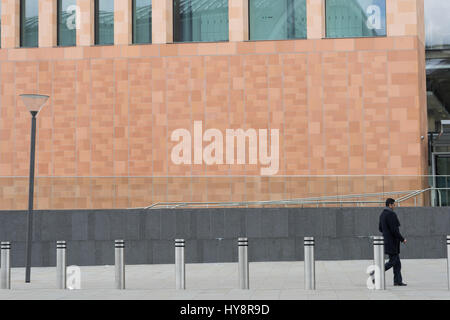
[426,0,450,50]
[173,0,229,43]
[95,0,114,45]
[58,0,77,47]
[133,0,152,44]
[426,0,450,132]
[325,0,386,38]
[425,1,450,205]
[20,0,39,48]
[249,0,306,41]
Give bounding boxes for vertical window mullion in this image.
[57,0,61,45]
[132,0,136,43]
[20,0,24,47]
[95,0,99,45]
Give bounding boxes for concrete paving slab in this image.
[0,259,449,300]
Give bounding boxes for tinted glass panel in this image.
[21,0,39,47]
[425,0,450,50]
[249,0,306,41]
[173,0,229,43]
[326,0,386,38]
[95,0,114,45]
[133,0,152,44]
[425,1,450,132]
[58,0,77,47]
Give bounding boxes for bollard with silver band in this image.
[1,242,11,290]
[175,239,185,290]
[447,235,450,290]
[56,241,67,289]
[115,240,125,290]
[238,238,249,290]
[304,237,315,290]
[373,236,385,290]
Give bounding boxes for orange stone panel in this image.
[322,52,349,175]
[15,62,38,176]
[0,27,427,209]
[75,60,91,176]
[167,57,192,176]
[90,59,114,176]
[204,55,229,176]
[114,59,130,176]
[52,61,76,176]
[0,62,16,176]
[129,58,153,176]
[151,58,168,176]
[284,53,308,175]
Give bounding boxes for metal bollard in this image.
[304,237,315,290]
[1,242,11,290]
[115,240,125,290]
[373,236,385,290]
[238,238,249,290]
[447,235,450,290]
[56,241,67,289]
[175,239,185,290]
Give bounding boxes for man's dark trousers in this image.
[385,254,402,285]
[379,207,405,285]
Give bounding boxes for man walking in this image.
[379,198,407,286]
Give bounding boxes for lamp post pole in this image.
[19,94,49,284]
[25,111,38,283]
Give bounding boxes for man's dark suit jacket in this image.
[379,208,405,255]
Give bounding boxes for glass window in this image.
[426,0,450,50]
[133,0,152,44]
[95,0,114,45]
[20,0,39,48]
[173,0,229,43]
[249,0,306,41]
[325,0,386,38]
[425,0,450,133]
[58,0,77,47]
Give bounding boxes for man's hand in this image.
[403,239,407,244]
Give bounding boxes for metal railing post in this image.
[1,242,11,290]
[373,236,385,290]
[304,237,315,290]
[115,240,125,290]
[238,238,249,290]
[447,235,450,290]
[56,241,67,290]
[175,239,185,290]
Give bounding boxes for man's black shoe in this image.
[394,283,407,286]
[369,271,375,284]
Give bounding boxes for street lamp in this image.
[20,94,49,283]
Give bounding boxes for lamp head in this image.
[20,94,49,116]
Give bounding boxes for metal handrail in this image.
[397,187,450,207]
[280,190,418,202]
[139,187,450,209]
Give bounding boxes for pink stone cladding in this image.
[0,36,427,209]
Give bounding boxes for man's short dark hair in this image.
[386,198,396,207]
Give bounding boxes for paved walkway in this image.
[0,259,449,300]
